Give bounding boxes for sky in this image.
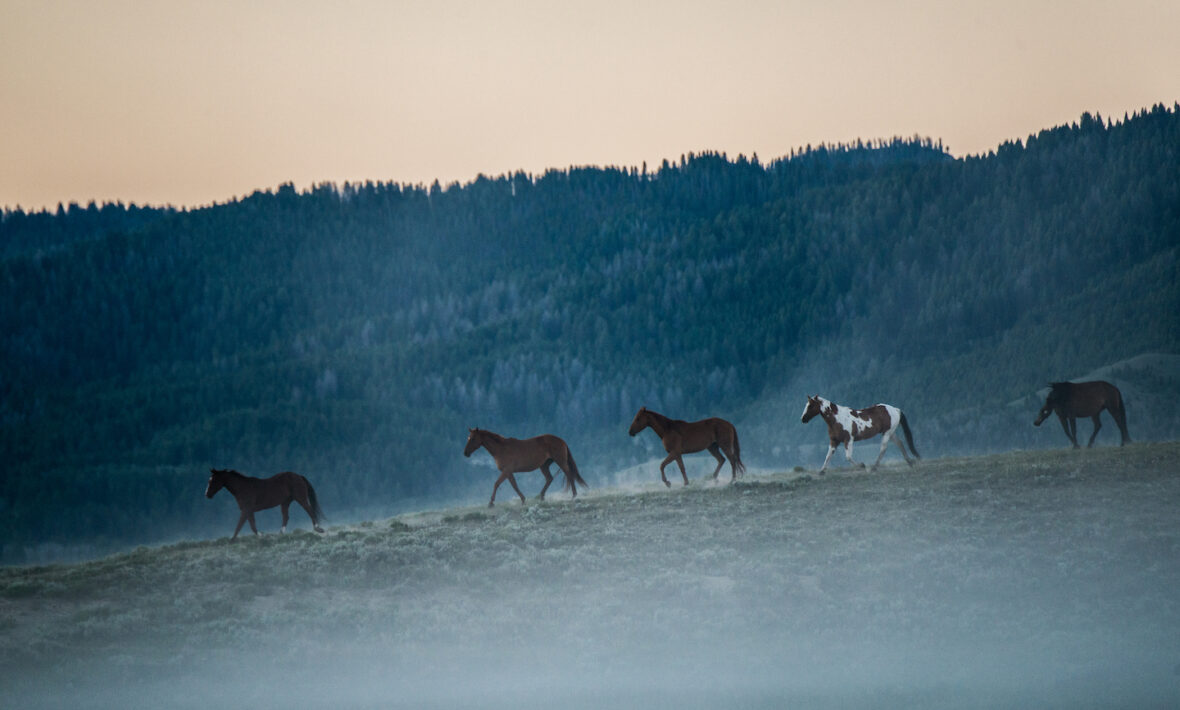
[2,0,1178,211]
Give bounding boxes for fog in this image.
[5,447,1179,709]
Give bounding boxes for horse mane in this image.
[642,408,681,433]
[475,429,507,444]
[645,409,674,426]
[213,468,246,479]
[1049,381,1074,393]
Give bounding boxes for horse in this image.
[800,395,919,473]
[463,428,587,507]
[205,469,326,540]
[1034,380,1129,448]
[627,407,745,487]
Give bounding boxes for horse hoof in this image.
[663,481,671,488]
[314,527,324,533]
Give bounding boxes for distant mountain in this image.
[2,106,1178,562]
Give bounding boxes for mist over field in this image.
[1,104,1179,709]
[4,445,1179,708]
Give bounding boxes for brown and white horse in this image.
[464,428,587,507]
[1034,380,1129,448]
[800,395,919,472]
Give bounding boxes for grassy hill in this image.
[4,443,1179,709]
[2,105,1178,560]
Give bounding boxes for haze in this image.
[3,0,1178,210]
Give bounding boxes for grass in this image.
[2,442,1179,709]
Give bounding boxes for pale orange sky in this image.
[2,0,1178,210]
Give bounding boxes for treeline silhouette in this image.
[1,105,1177,560]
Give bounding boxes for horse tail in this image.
[731,426,747,477]
[1111,387,1131,444]
[304,477,327,524]
[899,412,920,459]
[563,449,588,493]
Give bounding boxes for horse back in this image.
[669,417,734,452]
[544,434,577,464]
[501,434,569,471]
[705,417,737,441]
[843,404,894,442]
[265,471,307,503]
[1065,380,1123,417]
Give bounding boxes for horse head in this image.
[801,395,823,423]
[463,428,483,457]
[628,407,650,436]
[1034,383,1067,426]
[206,468,229,498]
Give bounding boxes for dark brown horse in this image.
[800,395,919,472]
[1034,380,1130,448]
[463,428,587,507]
[205,469,326,539]
[627,407,745,486]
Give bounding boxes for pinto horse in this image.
[628,407,746,486]
[1034,380,1129,448]
[464,428,587,507]
[205,469,326,539]
[800,395,919,473]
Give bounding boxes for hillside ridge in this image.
[2,105,1178,560]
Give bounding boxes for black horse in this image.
[205,469,326,539]
[1034,381,1130,448]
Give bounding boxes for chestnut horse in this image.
[627,407,745,486]
[205,469,325,539]
[1034,380,1129,448]
[463,428,587,507]
[800,395,919,472]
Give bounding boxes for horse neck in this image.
[220,471,250,496]
[817,398,844,424]
[477,431,507,455]
[644,411,673,437]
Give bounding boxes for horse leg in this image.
[675,455,689,486]
[1069,417,1080,448]
[538,461,555,500]
[720,442,740,481]
[280,502,290,534]
[554,457,578,499]
[507,474,527,504]
[845,440,864,469]
[1086,415,1102,448]
[707,443,725,480]
[232,512,249,540]
[894,435,914,465]
[1057,413,1077,448]
[294,496,324,533]
[819,444,836,473]
[247,513,259,536]
[658,454,676,487]
[489,472,508,507]
[870,433,891,471]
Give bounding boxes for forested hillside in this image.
[2,106,1178,562]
